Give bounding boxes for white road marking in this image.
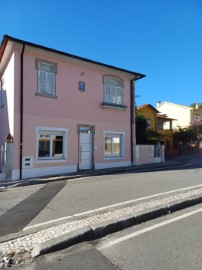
[74,184,202,217]
[23,215,72,231]
[23,184,202,231]
[98,207,202,250]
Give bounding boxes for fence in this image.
[135,144,165,165]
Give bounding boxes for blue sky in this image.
[1,0,202,107]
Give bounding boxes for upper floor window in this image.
[104,76,123,105]
[194,114,201,121]
[146,118,151,128]
[36,59,57,96]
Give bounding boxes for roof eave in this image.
[1,35,146,80]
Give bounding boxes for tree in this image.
[189,120,202,142]
[136,113,148,144]
[173,127,197,144]
[136,113,164,144]
[190,103,202,109]
[146,129,164,144]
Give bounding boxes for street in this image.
[13,205,202,270]
[0,156,202,235]
[95,204,202,270]
[0,155,202,269]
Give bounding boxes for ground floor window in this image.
[104,131,125,158]
[35,127,67,161]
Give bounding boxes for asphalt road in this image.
[14,205,202,270]
[0,155,202,236]
[0,181,66,236]
[95,204,202,270]
[26,156,202,229]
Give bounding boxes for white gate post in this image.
[5,134,13,181]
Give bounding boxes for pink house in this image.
[0,35,145,180]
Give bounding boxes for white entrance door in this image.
[79,127,93,170]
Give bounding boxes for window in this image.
[36,59,57,96]
[146,118,151,128]
[194,114,201,121]
[104,76,123,105]
[78,81,85,92]
[35,127,67,161]
[104,131,125,158]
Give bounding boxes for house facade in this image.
[137,104,159,130]
[137,104,176,156]
[156,101,202,129]
[0,35,145,180]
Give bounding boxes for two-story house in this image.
[137,104,176,156]
[156,101,202,129]
[0,35,145,180]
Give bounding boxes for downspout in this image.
[20,43,25,180]
[130,78,135,165]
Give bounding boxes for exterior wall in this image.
[157,102,191,129]
[138,106,156,130]
[10,47,133,179]
[191,108,202,123]
[0,53,15,148]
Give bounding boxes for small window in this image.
[35,127,67,161]
[103,76,123,105]
[194,114,201,121]
[36,60,57,96]
[104,132,125,158]
[78,81,85,92]
[146,118,151,128]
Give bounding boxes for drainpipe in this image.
[130,78,135,165]
[20,43,25,180]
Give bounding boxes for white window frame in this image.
[103,131,125,159]
[103,76,123,105]
[35,127,68,163]
[36,59,57,96]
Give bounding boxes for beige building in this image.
[157,102,202,129]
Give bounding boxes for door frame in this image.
[77,124,95,171]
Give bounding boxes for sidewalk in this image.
[0,183,202,267]
[0,158,184,190]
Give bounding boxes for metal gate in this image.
[0,146,5,173]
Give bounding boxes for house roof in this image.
[157,113,176,121]
[156,101,192,111]
[0,35,146,81]
[137,104,160,113]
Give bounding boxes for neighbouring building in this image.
[137,104,176,156]
[156,101,202,129]
[0,35,145,180]
[137,104,159,130]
